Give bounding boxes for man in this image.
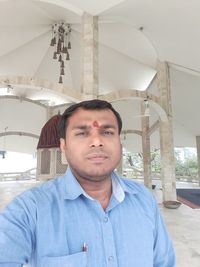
[0,99,175,267]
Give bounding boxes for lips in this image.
[87,153,108,162]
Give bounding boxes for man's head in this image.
[58,99,122,139]
[58,99,122,183]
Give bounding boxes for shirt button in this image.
[108,255,114,262]
[103,216,108,223]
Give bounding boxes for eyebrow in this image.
[72,125,89,130]
[100,124,117,130]
[72,124,117,130]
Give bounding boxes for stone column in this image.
[157,61,177,201]
[196,136,200,186]
[141,101,152,189]
[81,13,98,99]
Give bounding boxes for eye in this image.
[103,130,114,136]
[75,132,86,136]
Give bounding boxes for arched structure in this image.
[37,114,67,180]
[0,76,81,102]
[99,89,168,122]
[1,0,200,202]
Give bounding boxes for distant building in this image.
[36,114,67,180]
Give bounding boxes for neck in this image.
[75,175,112,209]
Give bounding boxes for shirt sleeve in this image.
[153,200,176,267]
[0,194,36,266]
[0,264,22,267]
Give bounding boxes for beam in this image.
[148,120,160,136]
[0,131,39,139]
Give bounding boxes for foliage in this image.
[175,148,197,178]
[123,147,198,180]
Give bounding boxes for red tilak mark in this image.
[93,121,99,127]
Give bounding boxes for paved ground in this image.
[155,186,200,267]
[0,179,200,267]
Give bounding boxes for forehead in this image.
[68,108,118,126]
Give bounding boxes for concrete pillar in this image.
[157,61,177,201]
[81,13,98,99]
[196,136,200,186]
[141,101,152,189]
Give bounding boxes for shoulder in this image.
[3,175,66,212]
[119,176,158,211]
[121,176,153,196]
[23,174,66,201]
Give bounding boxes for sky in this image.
[0,152,36,173]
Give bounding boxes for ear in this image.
[60,138,66,152]
[60,138,68,164]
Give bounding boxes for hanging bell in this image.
[53,36,56,45]
[66,52,70,60]
[59,75,63,84]
[60,67,65,75]
[53,52,57,59]
[61,35,64,43]
[60,60,65,68]
[57,40,61,53]
[62,46,68,53]
[58,54,62,62]
[67,41,71,49]
[50,38,54,46]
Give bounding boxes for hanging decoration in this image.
[50,22,72,84]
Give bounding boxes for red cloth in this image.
[37,115,61,149]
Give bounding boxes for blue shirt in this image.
[0,168,175,267]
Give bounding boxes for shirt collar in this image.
[63,168,86,200]
[111,171,138,202]
[62,168,138,201]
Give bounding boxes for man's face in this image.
[60,107,121,182]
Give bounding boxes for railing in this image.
[123,169,200,185]
[0,168,36,181]
[0,168,199,185]
[176,175,199,184]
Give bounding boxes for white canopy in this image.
[0,0,199,154]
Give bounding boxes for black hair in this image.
[58,99,122,138]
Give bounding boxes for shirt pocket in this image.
[40,251,87,267]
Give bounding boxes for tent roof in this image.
[0,0,200,154]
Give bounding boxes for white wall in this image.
[0,98,47,153]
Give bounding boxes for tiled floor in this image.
[0,180,200,266]
[155,186,200,267]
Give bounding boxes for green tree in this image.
[123,147,198,181]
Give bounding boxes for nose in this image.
[89,132,104,147]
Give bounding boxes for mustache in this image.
[86,151,108,158]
